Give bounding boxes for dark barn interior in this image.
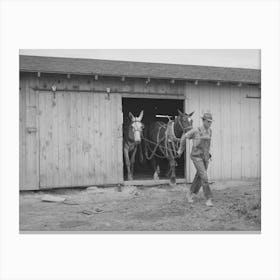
[122,98,185,180]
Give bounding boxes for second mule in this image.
[123,110,145,180]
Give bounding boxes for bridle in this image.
[131,120,144,134]
[177,116,193,134]
[128,120,144,144]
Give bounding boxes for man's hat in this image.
[202,112,213,122]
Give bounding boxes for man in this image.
[177,112,213,207]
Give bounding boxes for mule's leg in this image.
[169,158,177,187]
[138,142,145,163]
[166,142,176,186]
[124,146,132,180]
[143,140,149,162]
[130,147,137,180]
[155,165,160,180]
[151,158,160,180]
[165,161,171,178]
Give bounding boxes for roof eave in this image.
[20,69,260,85]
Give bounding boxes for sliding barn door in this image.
[38,91,123,188]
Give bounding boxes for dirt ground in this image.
[20,180,261,232]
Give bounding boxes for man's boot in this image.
[186,189,194,203]
[205,198,213,207]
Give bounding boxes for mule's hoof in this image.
[153,174,159,180]
[127,175,133,181]
[169,182,176,187]
[170,177,176,184]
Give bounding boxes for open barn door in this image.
[122,97,186,185]
[38,91,123,188]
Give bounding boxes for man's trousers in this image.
[190,157,212,199]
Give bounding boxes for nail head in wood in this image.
[51,84,57,92]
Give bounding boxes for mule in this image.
[123,110,145,180]
[143,110,194,186]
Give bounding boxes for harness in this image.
[169,120,193,141]
[143,117,192,160]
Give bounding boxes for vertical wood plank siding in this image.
[185,82,261,182]
[19,75,39,190]
[19,79,26,188]
[38,91,122,188]
[20,74,123,190]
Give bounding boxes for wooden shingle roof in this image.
[20,55,261,84]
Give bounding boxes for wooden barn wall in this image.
[20,73,184,190]
[184,82,261,182]
[20,72,260,190]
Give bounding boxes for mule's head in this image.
[129,110,144,144]
[177,110,194,133]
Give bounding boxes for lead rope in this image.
[143,136,167,159]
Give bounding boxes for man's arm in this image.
[177,128,196,157]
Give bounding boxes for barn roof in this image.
[20,55,261,84]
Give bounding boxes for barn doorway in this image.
[122,97,185,182]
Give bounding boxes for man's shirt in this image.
[179,126,212,160]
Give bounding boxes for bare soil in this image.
[19,180,261,232]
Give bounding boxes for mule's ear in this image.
[129,112,135,120]
[138,110,144,121]
[177,109,183,115]
[188,111,195,117]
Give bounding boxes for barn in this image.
[19,55,261,190]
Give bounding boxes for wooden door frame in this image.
[121,94,187,185]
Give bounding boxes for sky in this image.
[19,49,260,69]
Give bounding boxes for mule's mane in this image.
[172,116,181,139]
[173,115,184,139]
